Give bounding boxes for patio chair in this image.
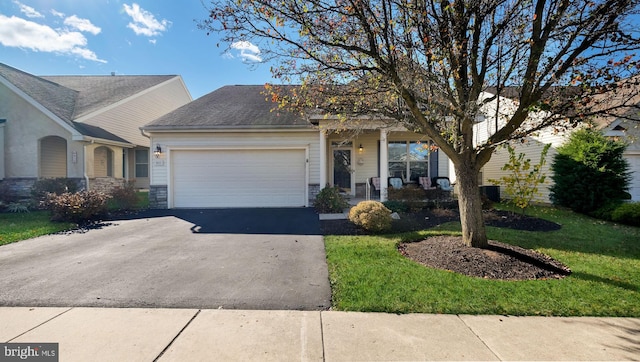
[434,177,454,191]
[389,177,403,189]
[418,176,436,190]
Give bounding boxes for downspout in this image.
[83,143,90,190]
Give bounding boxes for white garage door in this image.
[628,154,640,201]
[171,149,306,208]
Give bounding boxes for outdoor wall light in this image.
[359,144,364,152]
[154,144,162,158]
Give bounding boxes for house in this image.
[0,63,192,197]
[142,85,452,209]
[478,87,640,203]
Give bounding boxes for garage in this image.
[171,148,307,208]
[627,154,640,201]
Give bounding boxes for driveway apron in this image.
[0,208,331,310]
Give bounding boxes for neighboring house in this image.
[142,85,452,209]
[478,89,640,203]
[0,63,192,196]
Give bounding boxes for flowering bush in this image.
[109,181,140,211]
[42,191,111,223]
[348,200,392,233]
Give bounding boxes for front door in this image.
[333,149,352,193]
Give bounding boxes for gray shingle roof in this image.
[42,75,175,119]
[144,85,312,130]
[0,63,77,123]
[0,62,177,144]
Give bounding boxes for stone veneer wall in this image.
[308,184,321,202]
[149,185,168,209]
[88,177,125,194]
[0,177,86,199]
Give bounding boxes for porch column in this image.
[380,129,388,201]
[319,130,327,188]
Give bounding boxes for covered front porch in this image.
[318,126,451,202]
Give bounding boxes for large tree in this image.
[202,0,640,248]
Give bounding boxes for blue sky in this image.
[0,0,274,99]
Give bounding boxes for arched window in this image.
[39,136,67,178]
[94,146,114,177]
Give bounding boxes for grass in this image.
[324,205,640,316]
[2,191,148,247]
[0,211,75,246]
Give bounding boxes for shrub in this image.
[388,186,426,211]
[31,178,80,202]
[348,200,392,233]
[383,200,410,213]
[314,186,349,213]
[589,201,621,221]
[490,143,550,215]
[5,203,30,213]
[42,191,111,223]
[109,181,139,211]
[611,202,640,226]
[550,128,631,215]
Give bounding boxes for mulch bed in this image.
[321,208,571,280]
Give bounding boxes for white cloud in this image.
[0,14,106,63]
[123,3,170,37]
[230,41,262,62]
[64,15,101,35]
[51,9,65,18]
[149,39,156,45]
[13,1,43,18]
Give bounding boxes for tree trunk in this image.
[455,164,488,248]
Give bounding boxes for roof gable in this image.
[145,85,311,130]
[42,75,176,119]
[1,62,181,144]
[0,63,77,123]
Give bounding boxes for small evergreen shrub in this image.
[31,178,80,202]
[589,201,621,221]
[109,181,139,211]
[5,203,30,213]
[42,191,111,223]
[348,200,392,233]
[550,128,631,214]
[611,202,640,226]
[383,200,410,213]
[314,186,349,213]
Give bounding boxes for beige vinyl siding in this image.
[40,136,67,178]
[149,131,319,187]
[78,77,191,146]
[482,139,557,203]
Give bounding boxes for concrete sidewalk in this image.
[1,308,638,361]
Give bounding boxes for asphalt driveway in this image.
[0,208,331,310]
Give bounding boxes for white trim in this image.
[380,129,389,202]
[145,127,316,133]
[319,131,327,187]
[167,145,310,208]
[0,77,81,137]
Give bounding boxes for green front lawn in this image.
[325,206,640,316]
[0,211,74,246]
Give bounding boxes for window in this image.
[135,149,149,178]
[388,141,432,182]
